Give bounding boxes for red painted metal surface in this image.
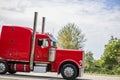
[0,26,32,61]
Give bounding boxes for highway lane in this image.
[0,72,120,80]
[0,72,90,80]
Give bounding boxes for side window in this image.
[43,39,49,47]
[38,39,49,47]
[38,39,43,46]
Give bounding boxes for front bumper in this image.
[78,68,84,77]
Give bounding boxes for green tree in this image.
[102,36,120,74]
[85,51,94,73]
[57,23,86,49]
[93,59,105,74]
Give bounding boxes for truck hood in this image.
[55,49,84,60]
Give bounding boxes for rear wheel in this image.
[8,70,16,74]
[0,61,8,74]
[8,64,16,74]
[61,64,78,80]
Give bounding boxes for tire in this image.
[8,70,16,74]
[61,64,78,80]
[8,64,16,74]
[0,61,8,74]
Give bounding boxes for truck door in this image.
[35,39,50,62]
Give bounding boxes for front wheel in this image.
[61,64,78,80]
[0,61,8,74]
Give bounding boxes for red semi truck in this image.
[0,25,84,80]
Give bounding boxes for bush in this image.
[112,66,120,75]
[116,67,120,75]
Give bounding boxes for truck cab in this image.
[0,26,84,80]
[34,33,57,62]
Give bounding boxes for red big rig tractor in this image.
[0,25,84,80]
[0,13,84,80]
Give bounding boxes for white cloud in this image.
[0,0,31,12]
[0,0,120,59]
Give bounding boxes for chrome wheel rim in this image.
[64,67,74,77]
[0,63,6,72]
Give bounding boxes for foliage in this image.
[102,36,120,74]
[85,51,94,73]
[85,36,120,75]
[57,23,86,49]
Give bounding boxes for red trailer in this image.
[0,25,84,80]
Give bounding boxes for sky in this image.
[0,0,120,59]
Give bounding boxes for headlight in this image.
[79,60,83,67]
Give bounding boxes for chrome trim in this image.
[79,60,83,67]
[48,48,56,62]
[83,51,85,68]
[78,68,84,77]
[78,51,84,77]
[0,63,6,72]
[33,64,47,73]
[24,64,26,72]
[14,64,16,71]
[64,67,74,77]
[6,59,29,63]
[34,61,50,64]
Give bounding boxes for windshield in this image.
[51,41,57,48]
[50,37,57,48]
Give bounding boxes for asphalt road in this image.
[0,72,120,80]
